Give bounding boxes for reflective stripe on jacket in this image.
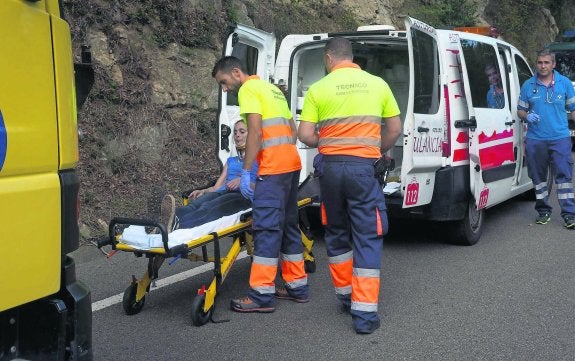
[299,62,400,158]
[238,76,301,175]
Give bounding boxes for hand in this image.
[188,189,205,200]
[374,156,395,186]
[226,178,240,190]
[526,112,540,124]
[240,169,254,201]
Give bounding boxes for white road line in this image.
[92,250,249,312]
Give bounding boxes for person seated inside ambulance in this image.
[159,119,257,231]
[485,63,505,109]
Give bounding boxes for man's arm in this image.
[288,118,298,143]
[243,114,262,170]
[380,115,402,153]
[297,120,319,148]
[517,109,528,121]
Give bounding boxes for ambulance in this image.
[215,17,534,246]
[0,0,92,359]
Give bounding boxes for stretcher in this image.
[98,187,318,326]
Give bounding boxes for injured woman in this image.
[160,119,258,232]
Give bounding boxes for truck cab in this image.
[0,1,92,359]
[216,17,534,246]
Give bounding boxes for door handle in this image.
[505,120,515,126]
[417,126,429,133]
[454,116,477,130]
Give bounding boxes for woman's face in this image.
[234,121,248,147]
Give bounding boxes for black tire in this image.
[447,197,484,246]
[122,283,145,315]
[190,294,212,327]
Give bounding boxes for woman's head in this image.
[234,120,248,150]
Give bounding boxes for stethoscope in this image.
[532,74,555,103]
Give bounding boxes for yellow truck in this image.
[0,1,92,359]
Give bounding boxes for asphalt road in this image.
[74,192,575,361]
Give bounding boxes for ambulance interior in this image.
[289,40,409,192]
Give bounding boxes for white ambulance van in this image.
[215,17,534,246]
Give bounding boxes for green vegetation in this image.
[409,0,479,28]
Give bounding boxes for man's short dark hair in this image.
[325,37,353,60]
[537,48,556,62]
[212,56,245,78]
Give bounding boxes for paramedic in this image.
[517,48,575,229]
[160,120,258,231]
[485,63,505,109]
[297,37,402,334]
[212,56,309,313]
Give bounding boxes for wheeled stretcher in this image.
[98,185,318,326]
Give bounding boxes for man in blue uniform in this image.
[517,48,575,228]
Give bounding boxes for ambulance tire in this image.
[447,197,484,246]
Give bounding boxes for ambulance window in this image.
[515,55,532,86]
[227,43,259,106]
[460,40,504,109]
[411,29,440,114]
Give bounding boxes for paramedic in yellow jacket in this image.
[212,56,309,312]
[298,37,402,334]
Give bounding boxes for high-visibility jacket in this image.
[300,62,400,158]
[238,75,301,175]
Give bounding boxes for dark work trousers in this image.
[319,155,388,332]
[526,137,575,218]
[248,170,309,306]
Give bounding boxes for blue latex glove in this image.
[526,112,540,124]
[239,169,254,201]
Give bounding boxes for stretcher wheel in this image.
[190,294,212,326]
[122,284,146,315]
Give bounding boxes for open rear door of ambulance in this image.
[216,24,276,164]
[456,33,517,209]
[402,17,445,208]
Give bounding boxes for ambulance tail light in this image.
[442,84,451,158]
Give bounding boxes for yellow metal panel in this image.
[0,173,61,311]
[45,0,61,16]
[0,1,58,177]
[52,16,79,169]
[0,0,61,311]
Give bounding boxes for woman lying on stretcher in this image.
[160,120,258,232]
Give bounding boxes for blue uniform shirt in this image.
[518,70,575,140]
[215,156,258,192]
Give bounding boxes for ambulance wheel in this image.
[191,294,212,326]
[122,283,145,315]
[448,197,484,246]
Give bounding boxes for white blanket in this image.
[119,209,252,250]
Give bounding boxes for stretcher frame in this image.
[98,197,315,326]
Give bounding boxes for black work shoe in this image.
[564,215,575,229]
[230,296,275,313]
[275,287,309,303]
[536,212,551,225]
[355,319,381,335]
